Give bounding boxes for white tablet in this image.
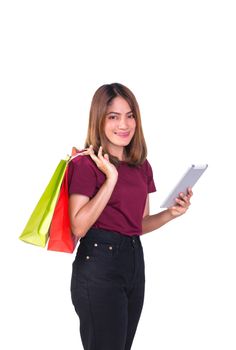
[160,164,208,208]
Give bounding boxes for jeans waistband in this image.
[80,227,141,248]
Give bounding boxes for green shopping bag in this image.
[19,155,70,247]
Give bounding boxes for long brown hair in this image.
[85,83,147,167]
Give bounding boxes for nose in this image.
[118,116,129,129]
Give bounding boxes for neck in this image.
[107,144,126,161]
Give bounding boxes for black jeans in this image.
[71,227,145,350]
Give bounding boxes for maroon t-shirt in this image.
[68,155,156,236]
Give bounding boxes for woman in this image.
[68,83,192,350]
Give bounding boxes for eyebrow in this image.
[106,111,133,115]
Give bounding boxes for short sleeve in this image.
[68,156,97,198]
[146,160,157,193]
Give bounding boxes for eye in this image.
[108,115,117,120]
[128,114,135,119]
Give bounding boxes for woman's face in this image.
[104,96,136,157]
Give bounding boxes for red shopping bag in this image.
[47,149,83,253]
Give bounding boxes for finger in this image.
[183,191,192,204]
[182,194,190,204]
[104,153,109,161]
[98,146,107,161]
[87,145,99,162]
[178,193,187,202]
[82,145,94,155]
[175,198,187,207]
[187,187,193,196]
[88,145,96,157]
[89,151,99,162]
[179,193,191,204]
[80,149,90,155]
[89,145,95,154]
[98,146,103,159]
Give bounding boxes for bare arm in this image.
[142,209,175,234]
[142,188,193,235]
[69,177,117,237]
[69,145,118,238]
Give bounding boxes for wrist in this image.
[105,175,118,186]
[164,209,176,221]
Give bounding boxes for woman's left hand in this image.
[168,187,193,218]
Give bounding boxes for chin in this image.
[113,139,132,147]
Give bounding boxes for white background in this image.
[1,0,236,349]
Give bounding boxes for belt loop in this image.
[131,235,140,248]
[131,236,135,248]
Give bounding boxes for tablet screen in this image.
[160,164,208,208]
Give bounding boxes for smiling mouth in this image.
[115,132,130,137]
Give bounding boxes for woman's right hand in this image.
[81,145,118,182]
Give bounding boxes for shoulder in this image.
[68,155,99,178]
[135,159,154,183]
[69,154,96,169]
[138,158,153,173]
[68,155,99,196]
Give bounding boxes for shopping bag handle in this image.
[68,147,86,162]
